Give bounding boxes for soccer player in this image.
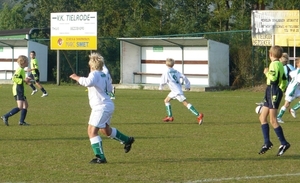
[27,51,48,97]
[69,52,134,164]
[159,58,204,124]
[1,55,31,126]
[258,45,290,156]
[277,57,300,123]
[281,53,295,83]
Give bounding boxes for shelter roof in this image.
[0,28,50,47]
[0,28,31,47]
[117,37,207,47]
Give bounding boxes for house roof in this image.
[117,37,208,47]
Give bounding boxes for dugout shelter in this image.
[118,37,229,88]
[0,29,48,82]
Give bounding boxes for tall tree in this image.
[272,0,300,10]
[0,2,27,30]
[20,0,87,28]
[158,0,210,35]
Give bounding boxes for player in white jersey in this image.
[102,64,116,99]
[159,58,204,124]
[282,53,295,83]
[277,57,300,123]
[69,52,134,164]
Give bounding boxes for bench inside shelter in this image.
[132,72,208,84]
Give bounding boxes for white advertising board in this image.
[50,12,97,50]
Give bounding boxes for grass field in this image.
[0,84,300,183]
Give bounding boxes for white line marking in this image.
[186,173,300,183]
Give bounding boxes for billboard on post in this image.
[50,12,97,50]
[251,10,300,47]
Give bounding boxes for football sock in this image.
[274,126,288,145]
[20,109,27,123]
[5,107,20,118]
[29,84,36,90]
[165,103,172,117]
[109,127,130,144]
[292,102,300,111]
[261,123,270,144]
[90,136,106,160]
[187,103,199,116]
[41,88,47,94]
[277,106,286,118]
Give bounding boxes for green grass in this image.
[0,84,300,183]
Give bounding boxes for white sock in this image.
[186,103,192,109]
[90,136,101,144]
[109,127,117,138]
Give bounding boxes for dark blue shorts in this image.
[263,85,282,109]
[14,95,26,101]
[29,69,40,82]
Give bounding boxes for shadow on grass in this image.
[116,122,201,125]
[0,135,180,141]
[160,155,300,162]
[96,155,300,165]
[0,136,88,141]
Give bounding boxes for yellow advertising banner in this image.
[51,36,97,50]
[251,10,300,46]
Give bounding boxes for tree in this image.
[0,2,27,30]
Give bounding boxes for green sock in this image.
[187,104,199,116]
[91,141,105,160]
[292,102,300,111]
[108,92,115,97]
[165,103,172,117]
[277,107,286,118]
[110,127,129,144]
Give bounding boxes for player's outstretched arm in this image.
[70,73,80,81]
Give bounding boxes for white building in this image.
[118,37,229,88]
[0,29,48,82]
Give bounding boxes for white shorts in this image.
[88,109,113,128]
[285,88,300,102]
[168,92,186,102]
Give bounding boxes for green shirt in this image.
[265,60,287,91]
[31,58,39,74]
[12,67,26,96]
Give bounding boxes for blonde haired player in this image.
[69,52,134,164]
[1,55,31,126]
[159,58,204,124]
[277,57,300,122]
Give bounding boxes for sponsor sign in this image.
[50,12,97,50]
[251,10,300,46]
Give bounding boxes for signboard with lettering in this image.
[251,10,300,46]
[50,12,97,50]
